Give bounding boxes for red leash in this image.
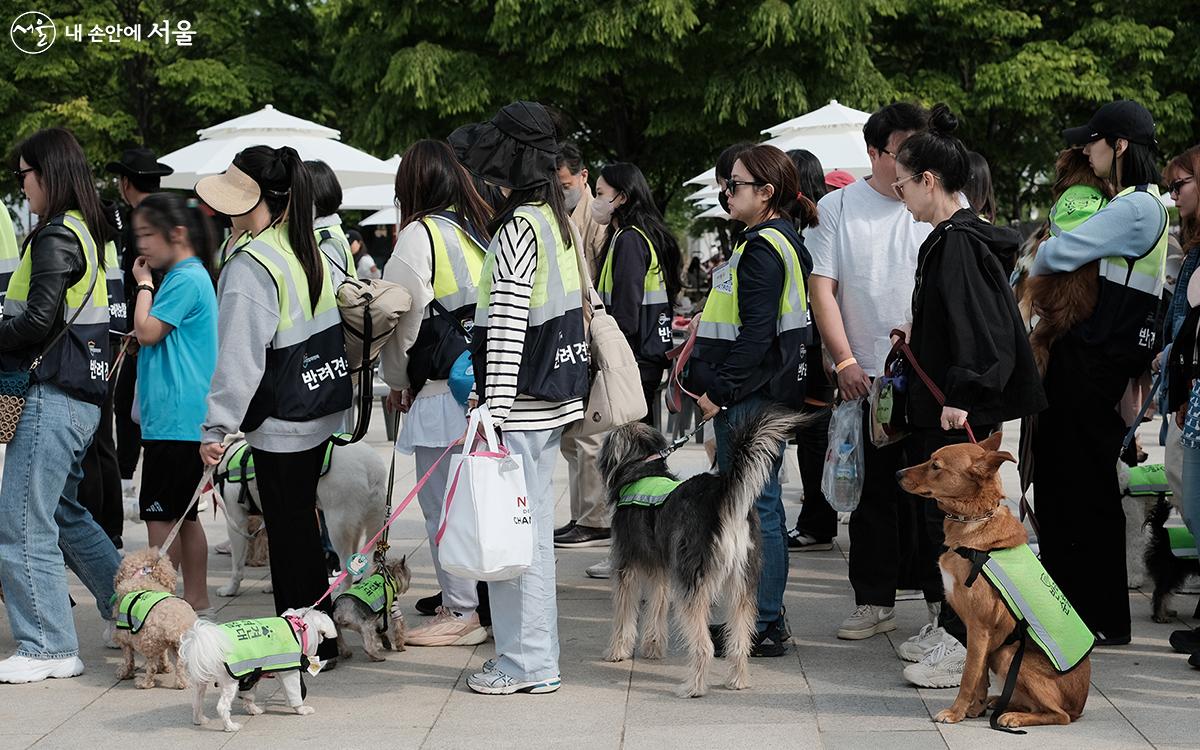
[890,329,977,444]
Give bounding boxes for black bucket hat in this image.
[1062,100,1157,148]
[448,101,559,191]
[105,147,174,178]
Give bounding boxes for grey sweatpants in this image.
[414,445,479,614]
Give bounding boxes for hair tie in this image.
[797,191,805,200]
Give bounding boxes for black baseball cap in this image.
[1062,100,1156,148]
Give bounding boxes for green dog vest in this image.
[617,476,683,508]
[224,436,348,484]
[1127,463,1171,497]
[221,617,303,679]
[116,590,176,634]
[337,572,398,615]
[1168,526,1199,560]
[957,544,1094,673]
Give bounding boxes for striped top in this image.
[481,214,583,431]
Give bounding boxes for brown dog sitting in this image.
[897,433,1093,731]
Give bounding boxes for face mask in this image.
[563,185,582,213]
[591,197,617,225]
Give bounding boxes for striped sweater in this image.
[480,213,583,432]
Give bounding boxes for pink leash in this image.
[434,434,509,545]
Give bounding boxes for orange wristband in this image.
[834,357,858,373]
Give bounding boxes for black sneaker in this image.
[553,520,577,538]
[415,592,442,616]
[787,528,833,551]
[553,525,611,548]
[1093,631,1131,647]
[708,612,791,658]
[1189,651,1200,669]
[1170,627,1200,654]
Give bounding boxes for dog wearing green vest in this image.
[180,607,337,732]
[898,433,1092,731]
[1117,459,1172,590]
[596,407,804,698]
[332,555,411,660]
[112,548,197,689]
[1144,498,1200,623]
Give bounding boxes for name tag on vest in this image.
[712,263,733,294]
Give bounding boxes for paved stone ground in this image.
[0,418,1197,749]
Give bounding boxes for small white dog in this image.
[180,607,337,732]
[216,438,388,597]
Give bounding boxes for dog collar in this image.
[284,613,309,655]
[945,510,996,524]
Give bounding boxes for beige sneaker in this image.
[405,606,489,647]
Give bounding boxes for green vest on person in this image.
[223,434,347,484]
[1167,526,1198,560]
[337,571,398,614]
[2,210,111,401]
[1126,463,1170,497]
[0,207,21,301]
[471,202,588,402]
[116,590,176,634]
[596,226,673,362]
[315,221,358,281]
[617,476,683,508]
[958,544,1094,673]
[228,224,352,431]
[221,617,303,679]
[694,225,810,407]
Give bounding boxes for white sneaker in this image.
[898,624,955,662]
[586,558,612,579]
[903,639,966,688]
[0,655,85,684]
[837,604,896,640]
[466,668,561,695]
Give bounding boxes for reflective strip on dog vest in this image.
[1167,526,1199,560]
[116,590,175,634]
[337,571,397,614]
[221,617,303,679]
[617,476,683,508]
[1127,463,1171,497]
[223,435,347,484]
[957,544,1094,673]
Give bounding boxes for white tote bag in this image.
[435,404,532,581]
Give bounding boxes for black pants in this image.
[848,402,911,606]
[641,367,664,429]
[793,404,836,541]
[114,350,141,479]
[78,372,123,545]
[254,442,339,660]
[1034,338,1131,639]
[902,425,998,645]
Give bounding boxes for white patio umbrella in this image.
[160,105,395,190]
[340,155,401,210]
[360,208,399,226]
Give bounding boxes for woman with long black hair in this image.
[449,101,589,694]
[197,146,352,666]
[381,139,493,647]
[0,127,120,683]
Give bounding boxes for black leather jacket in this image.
[0,224,86,361]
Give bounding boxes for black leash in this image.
[647,408,724,462]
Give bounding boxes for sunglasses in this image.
[1169,176,1194,197]
[725,179,766,195]
[891,171,928,200]
[13,167,34,189]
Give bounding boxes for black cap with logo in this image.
[1062,100,1156,148]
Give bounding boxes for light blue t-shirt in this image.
[137,257,218,441]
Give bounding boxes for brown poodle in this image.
[897,434,1091,730]
[112,548,198,689]
[1017,148,1112,374]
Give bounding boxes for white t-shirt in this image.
[805,178,934,376]
[356,253,381,280]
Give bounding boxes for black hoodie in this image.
[906,209,1046,428]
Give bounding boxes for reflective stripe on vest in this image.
[0,207,20,300]
[116,590,175,633]
[1127,463,1170,497]
[695,226,808,343]
[964,544,1094,673]
[422,212,485,318]
[221,617,303,679]
[1168,526,1199,560]
[337,571,397,614]
[315,222,357,280]
[617,476,683,508]
[596,226,669,308]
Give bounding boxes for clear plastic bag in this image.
[822,398,865,512]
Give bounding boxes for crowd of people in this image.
[1,94,1199,698]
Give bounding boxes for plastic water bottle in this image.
[835,441,856,482]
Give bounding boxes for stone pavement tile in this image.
[3,736,43,750]
[623,722,821,749]
[936,700,1153,750]
[820,729,947,750]
[222,723,430,750]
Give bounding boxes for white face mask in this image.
[591,196,617,225]
[563,185,582,213]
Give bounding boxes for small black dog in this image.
[1145,498,1200,623]
[597,406,805,698]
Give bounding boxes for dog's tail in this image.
[179,619,231,685]
[719,406,810,526]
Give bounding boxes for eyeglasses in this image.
[1169,176,1194,197]
[891,171,928,200]
[725,179,766,195]
[879,147,897,159]
[13,167,34,188]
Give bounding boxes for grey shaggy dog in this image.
[597,407,807,697]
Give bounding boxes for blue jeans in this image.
[714,394,787,632]
[0,382,119,659]
[1180,441,1200,559]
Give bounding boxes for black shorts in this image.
[139,441,204,522]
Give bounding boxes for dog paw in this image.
[934,708,965,724]
[135,678,155,690]
[995,713,1025,729]
[223,721,242,732]
[640,641,665,660]
[724,675,749,691]
[294,705,315,716]
[115,668,133,680]
[217,584,240,597]
[966,701,987,719]
[675,682,708,699]
[366,653,386,662]
[603,649,630,663]
[193,715,208,726]
[175,677,188,690]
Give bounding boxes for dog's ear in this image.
[978,431,1004,452]
[310,610,338,640]
[971,450,1015,479]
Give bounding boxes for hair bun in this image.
[929,104,959,137]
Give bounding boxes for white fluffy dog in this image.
[216,438,388,597]
[180,607,337,732]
